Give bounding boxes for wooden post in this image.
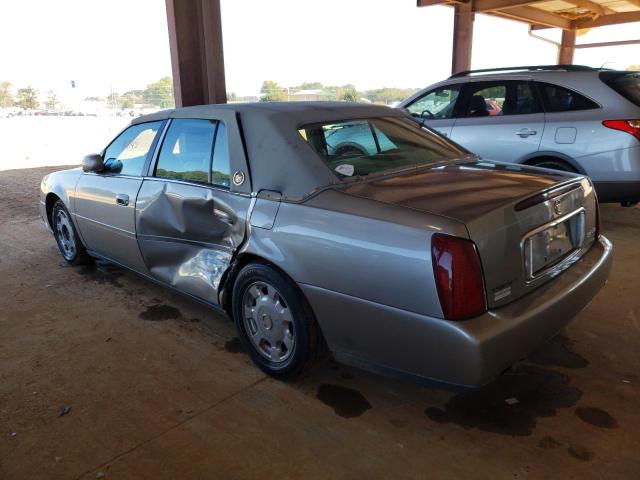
[451,2,474,74]
[558,29,576,65]
[165,0,227,107]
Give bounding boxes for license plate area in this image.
[523,208,585,280]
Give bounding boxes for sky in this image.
[0,0,638,99]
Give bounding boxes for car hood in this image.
[336,160,577,224]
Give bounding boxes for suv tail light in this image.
[431,234,487,321]
[602,120,640,140]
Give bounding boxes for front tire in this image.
[232,262,321,379]
[52,200,90,265]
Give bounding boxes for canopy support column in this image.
[557,29,576,64]
[165,0,227,107]
[451,2,474,74]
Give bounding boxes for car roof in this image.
[133,102,408,199]
[133,101,397,124]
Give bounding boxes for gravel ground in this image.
[1,166,639,479]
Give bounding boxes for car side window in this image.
[155,119,230,188]
[102,121,163,176]
[406,86,461,120]
[211,122,231,188]
[537,82,599,112]
[463,81,541,117]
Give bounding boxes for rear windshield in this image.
[298,116,467,179]
[600,72,640,107]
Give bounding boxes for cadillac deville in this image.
[40,102,612,388]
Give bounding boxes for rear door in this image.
[74,120,164,272]
[404,84,464,137]
[535,81,602,170]
[135,116,252,305]
[450,80,545,162]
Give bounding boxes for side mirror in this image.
[82,153,104,173]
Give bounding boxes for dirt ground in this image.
[1,166,639,479]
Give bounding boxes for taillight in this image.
[431,234,487,321]
[602,119,640,140]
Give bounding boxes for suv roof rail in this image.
[449,65,597,79]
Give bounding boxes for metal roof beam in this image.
[494,6,572,29]
[473,0,545,12]
[563,0,615,17]
[573,10,640,28]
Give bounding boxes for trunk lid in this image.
[338,161,598,308]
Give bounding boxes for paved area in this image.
[1,166,639,479]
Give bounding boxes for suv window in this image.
[155,119,230,187]
[406,85,461,120]
[463,81,541,117]
[600,72,640,107]
[103,121,163,176]
[537,82,599,112]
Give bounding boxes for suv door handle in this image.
[516,128,537,138]
[115,194,129,206]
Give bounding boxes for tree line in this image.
[255,80,418,104]
[0,82,51,110]
[0,77,176,111]
[85,76,175,109]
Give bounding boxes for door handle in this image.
[115,194,129,206]
[516,129,537,138]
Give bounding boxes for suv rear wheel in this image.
[527,157,577,173]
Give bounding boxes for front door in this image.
[135,117,252,305]
[74,121,164,272]
[404,84,464,137]
[450,80,545,163]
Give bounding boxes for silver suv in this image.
[398,65,640,206]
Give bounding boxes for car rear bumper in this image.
[302,235,612,388]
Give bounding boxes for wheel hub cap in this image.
[242,282,295,363]
[55,209,76,260]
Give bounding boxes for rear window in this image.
[537,82,599,112]
[298,116,467,178]
[600,72,640,107]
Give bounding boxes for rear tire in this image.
[52,200,90,265]
[232,262,321,379]
[528,157,577,173]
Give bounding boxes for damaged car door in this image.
[135,118,251,305]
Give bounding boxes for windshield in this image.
[298,116,468,179]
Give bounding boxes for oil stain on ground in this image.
[139,304,181,321]
[575,406,617,429]
[528,335,589,369]
[224,337,245,353]
[317,384,372,418]
[424,365,582,436]
[78,263,124,288]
